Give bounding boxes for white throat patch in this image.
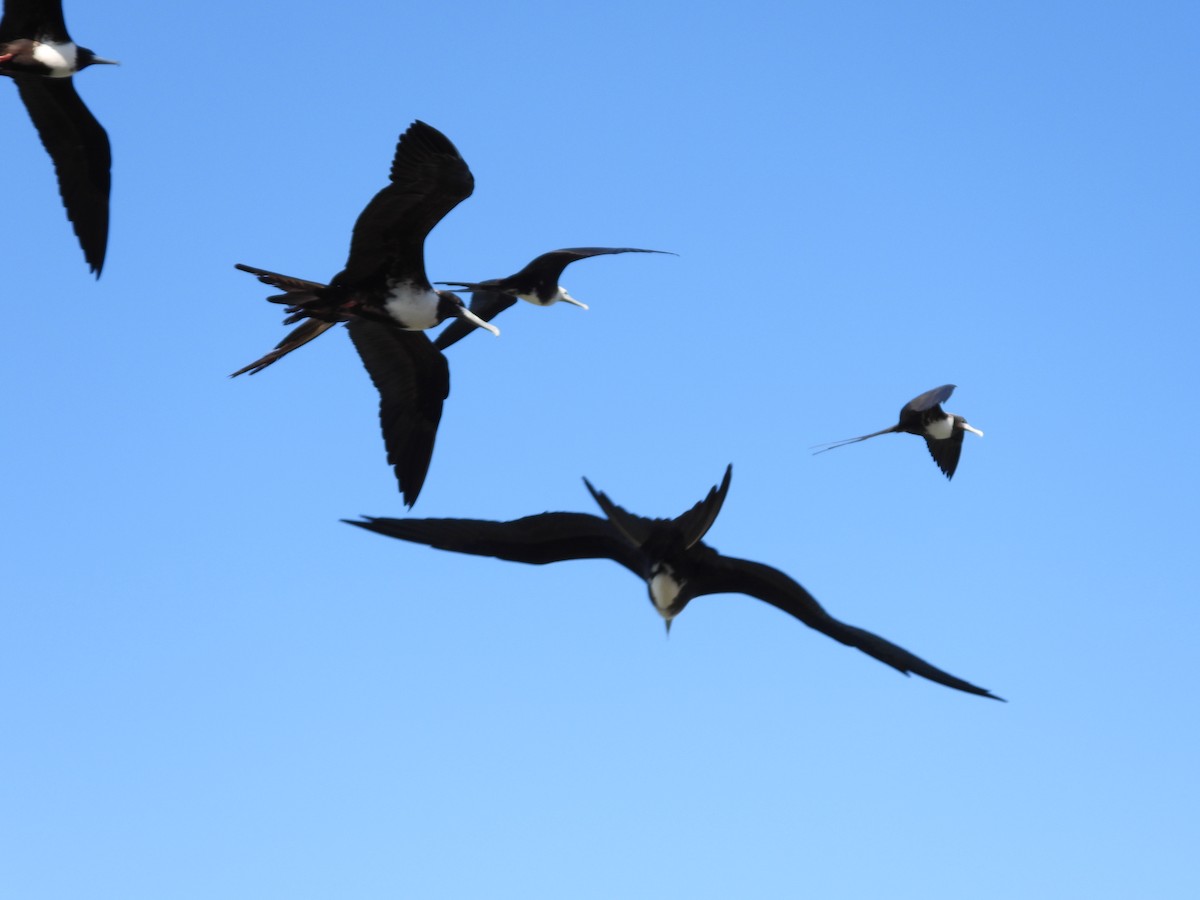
[649,566,684,617]
[384,281,440,330]
[925,415,955,441]
[32,41,78,77]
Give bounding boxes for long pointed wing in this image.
[694,555,1002,700]
[15,75,110,275]
[582,478,650,546]
[672,464,732,548]
[344,512,647,576]
[582,465,731,551]
[334,121,473,288]
[510,247,674,284]
[1,0,70,41]
[346,320,449,508]
[433,289,516,350]
[924,431,965,480]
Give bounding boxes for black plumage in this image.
[434,247,672,349]
[813,384,984,479]
[347,465,1002,700]
[233,121,498,506]
[1,0,116,276]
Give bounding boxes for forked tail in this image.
[810,426,898,455]
[232,264,335,376]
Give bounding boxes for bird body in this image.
[236,121,496,340]
[234,121,498,507]
[813,384,983,479]
[382,280,454,331]
[1,0,116,275]
[347,466,1002,700]
[649,565,685,618]
[8,37,75,75]
[434,247,672,350]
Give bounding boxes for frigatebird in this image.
[813,384,984,479]
[233,120,499,507]
[1,0,117,276]
[346,465,1002,700]
[434,247,672,350]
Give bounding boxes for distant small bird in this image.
[233,121,500,507]
[433,247,673,350]
[346,465,1002,700]
[813,384,983,479]
[1,0,117,276]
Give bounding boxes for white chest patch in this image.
[517,285,575,307]
[32,40,77,76]
[925,415,955,441]
[649,567,684,617]
[384,282,440,330]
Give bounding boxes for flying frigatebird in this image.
[1,0,117,276]
[232,120,499,507]
[346,465,1002,700]
[813,384,984,479]
[433,247,672,350]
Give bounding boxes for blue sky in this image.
[3,1,1198,897]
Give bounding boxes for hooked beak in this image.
[560,292,589,311]
[664,618,672,638]
[962,423,984,438]
[456,305,500,337]
[91,57,120,66]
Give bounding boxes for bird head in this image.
[958,417,984,438]
[553,286,589,310]
[437,291,499,336]
[77,48,120,69]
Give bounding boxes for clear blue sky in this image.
[3,1,1198,897]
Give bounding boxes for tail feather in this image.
[235,263,326,294]
[234,264,337,376]
[231,319,338,377]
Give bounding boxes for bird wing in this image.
[346,320,449,508]
[904,384,956,413]
[334,121,474,288]
[691,554,1002,700]
[14,74,110,275]
[923,430,965,480]
[582,466,731,552]
[433,289,516,351]
[0,0,70,42]
[671,464,732,549]
[582,478,664,548]
[344,512,648,575]
[508,247,674,285]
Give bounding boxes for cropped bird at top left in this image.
[233,120,499,508]
[1,0,116,276]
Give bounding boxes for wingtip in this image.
[581,475,601,502]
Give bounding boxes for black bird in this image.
[346,465,1002,700]
[434,247,672,350]
[1,0,117,276]
[813,384,984,479]
[233,121,499,506]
